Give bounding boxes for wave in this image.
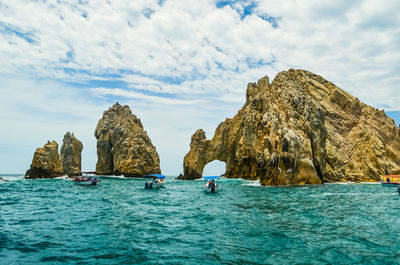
[326,181,380,185]
[98,175,127,179]
[0,175,24,181]
[54,175,69,180]
[241,180,261,187]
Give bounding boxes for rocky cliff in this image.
[182,69,400,185]
[95,103,161,177]
[25,140,64,179]
[60,132,83,176]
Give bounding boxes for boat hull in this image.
[145,181,164,189]
[204,184,219,193]
[381,182,400,187]
[73,180,101,185]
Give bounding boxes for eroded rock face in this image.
[60,132,83,176]
[25,141,63,179]
[95,103,161,177]
[182,69,400,185]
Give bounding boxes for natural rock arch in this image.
[181,69,400,185]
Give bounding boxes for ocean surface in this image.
[0,175,399,265]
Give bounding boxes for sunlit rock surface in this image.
[60,132,83,177]
[95,103,161,177]
[25,141,63,179]
[182,69,400,185]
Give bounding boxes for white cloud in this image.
[0,0,400,174]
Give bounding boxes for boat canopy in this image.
[144,174,166,179]
[203,176,220,180]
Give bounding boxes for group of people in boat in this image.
[208,179,217,188]
[73,176,98,182]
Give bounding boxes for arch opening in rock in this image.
[203,160,226,177]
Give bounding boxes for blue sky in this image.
[0,0,399,175]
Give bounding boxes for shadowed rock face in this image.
[25,141,63,179]
[95,103,161,177]
[60,132,83,176]
[182,69,400,185]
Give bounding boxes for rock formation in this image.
[25,140,63,179]
[95,103,161,177]
[182,69,400,185]
[60,132,83,176]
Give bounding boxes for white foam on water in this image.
[241,180,261,187]
[0,175,24,181]
[99,175,127,179]
[326,182,380,185]
[54,175,69,180]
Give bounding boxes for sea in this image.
[0,174,399,264]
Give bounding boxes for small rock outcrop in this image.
[25,141,63,179]
[60,132,83,176]
[182,69,400,185]
[95,103,161,177]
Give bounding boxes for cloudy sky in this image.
[0,0,399,175]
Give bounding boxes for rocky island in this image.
[95,103,161,177]
[60,132,83,177]
[25,133,83,179]
[181,69,400,185]
[25,140,64,179]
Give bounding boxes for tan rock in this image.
[25,140,63,179]
[60,132,83,176]
[95,103,161,177]
[182,69,400,185]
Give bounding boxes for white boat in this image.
[72,176,101,185]
[144,174,166,189]
[203,176,219,193]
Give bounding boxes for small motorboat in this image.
[380,175,400,187]
[203,176,219,193]
[144,174,166,189]
[72,176,101,185]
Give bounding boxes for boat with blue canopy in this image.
[203,176,219,193]
[144,174,166,189]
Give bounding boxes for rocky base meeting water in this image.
[0,175,399,264]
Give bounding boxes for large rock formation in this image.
[60,132,83,176]
[25,140,64,179]
[95,103,161,177]
[182,69,400,185]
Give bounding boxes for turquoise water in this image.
[0,175,399,264]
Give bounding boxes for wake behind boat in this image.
[144,174,165,189]
[73,176,101,185]
[204,176,219,193]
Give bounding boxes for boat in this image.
[203,176,219,193]
[72,176,101,185]
[380,175,400,187]
[144,174,166,189]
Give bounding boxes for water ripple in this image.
[0,177,399,264]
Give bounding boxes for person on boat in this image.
[208,180,213,188]
[81,176,84,180]
[386,177,390,183]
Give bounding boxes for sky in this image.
[0,0,399,175]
